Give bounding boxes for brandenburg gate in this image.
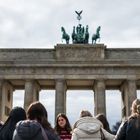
[0,44,139,121]
[0,11,139,121]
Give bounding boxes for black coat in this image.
[0,122,3,129]
[115,117,140,140]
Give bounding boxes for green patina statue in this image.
[61,27,70,44]
[92,26,101,44]
[75,10,82,21]
[72,24,89,44]
[71,10,89,44]
[60,10,101,44]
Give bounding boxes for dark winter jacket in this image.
[115,117,140,140]
[0,107,26,140]
[12,120,60,140]
[0,121,3,129]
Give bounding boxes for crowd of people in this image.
[0,98,140,140]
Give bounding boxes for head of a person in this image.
[80,110,93,118]
[9,107,26,122]
[96,113,111,133]
[55,113,72,134]
[27,101,51,129]
[131,99,140,115]
[0,107,26,139]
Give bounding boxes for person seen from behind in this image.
[55,113,72,140]
[114,98,140,140]
[71,110,114,140]
[0,107,26,140]
[96,113,112,134]
[12,101,60,140]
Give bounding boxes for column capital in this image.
[94,79,105,90]
[25,79,34,82]
[120,79,136,91]
[55,79,66,82]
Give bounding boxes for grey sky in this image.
[0,0,140,48]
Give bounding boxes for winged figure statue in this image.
[75,10,83,21]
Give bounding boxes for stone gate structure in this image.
[0,44,139,121]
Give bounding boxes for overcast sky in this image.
[0,0,140,48]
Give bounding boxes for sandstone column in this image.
[0,81,14,121]
[24,80,40,111]
[121,89,126,120]
[0,80,4,120]
[121,80,137,119]
[94,80,106,116]
[55,79,67,119]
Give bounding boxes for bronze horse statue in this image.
[92,26,101,44]
[61,27,70,44]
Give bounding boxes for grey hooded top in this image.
[12,120,60,140]
[71,117,114,140]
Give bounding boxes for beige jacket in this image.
[71,117,114,140]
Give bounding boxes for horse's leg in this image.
[66,39,69,44]
[92,39,93,44]
[98,37,100,42]
[61,38,63,43]
[94,39,96,44]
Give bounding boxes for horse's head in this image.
[61,27,65,33]
[95,26,101,36]
[97,26,101,32]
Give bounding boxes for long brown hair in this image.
[27,101,53,130]
[54,113,72,135]
[96,113,112,133]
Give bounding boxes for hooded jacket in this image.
[0,107,26,140]
[71,117,114,140]
[12,120,60,140]
[12,120,44,140]
[115,117,140,140]
[0,121,3,129]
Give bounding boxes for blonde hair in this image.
[80,110,93,117]
[131,99,140,114]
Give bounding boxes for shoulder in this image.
[45,128,60,140]
[13,120,44,140]
[114,120,128,140]
[16,120,42,132]
[101,128,115,140]
[72,128,82,140]
[74,117,102,127]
